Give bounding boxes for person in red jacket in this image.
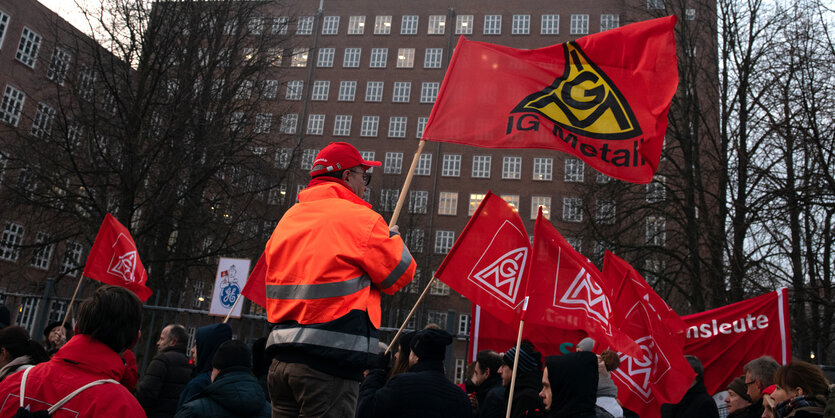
[264,142,416,418]
[0,285,145,417]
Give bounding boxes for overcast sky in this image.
[38,0,98,35]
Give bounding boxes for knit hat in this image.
[728,376,753,403]
[410,329,452,362]
[212,340,252,371]
[502,340,542,374]
[576,337,595,352]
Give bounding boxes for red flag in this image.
[83,214,152,302]
[241,253,267,308]
[682,288,791,395]
[422,16,678,184]
[435,191,530,323]
[524,211,641,357]
[601,252,694,418]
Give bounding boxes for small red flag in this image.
[435,192,530,323]
[241,253,267,308]
[83,214,152,302]
[422,16,678,184]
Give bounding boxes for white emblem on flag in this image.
[612,334,671,403]
[468,220,528,307]
[557,266,612,332]
[108,233,138,283]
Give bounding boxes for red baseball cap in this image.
[309,142,381,177]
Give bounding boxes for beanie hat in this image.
[576,337,595,352]
[410,329,452,362]
[310,142,381,177]
[212,340,252,371]
[503,340,542,374]
[728,376,753,403]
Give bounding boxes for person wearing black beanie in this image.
[498,339,544,418]
[539,352,599,418]
[356,328,471,417]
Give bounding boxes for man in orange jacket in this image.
[264,142,417,418]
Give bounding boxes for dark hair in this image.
[773,359,831,402]
[476,350,502,376]
[76,285,143,353]
[314,169,348,181]
[168,324,188,346]
[0,326,49,364]
[600,349,620,372]
[685,355,704,382]
[388,331,415,382]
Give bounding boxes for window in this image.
[566,237,583,252]
[1,85,26,127]
[401,15,418,35]
[484,15,502,35]
[380,189,399,212]
[248,17,263,34]
[570,14,589,35]
[360,115,379,137]
[601,14,619,31]
[532,196,552,220]
[77,67,96,100]
[416,117,428,138]
[388,116,407,137]
[420,82,439,103]
[322,16,339,35]
[533,157,553,181]
[348,16,365,34]
[647,0,665,9]
[374,15,392,34]
[646,216,666,246]
[472,155,491,178]
[47,47,72,85]
[311,80,330,101]
[272,16,288,34]
[434,231,455,254]
[291,48,308,67]
[406,229,424,253]
[60,241,83,277]
[454,358,466,385]
[596,200,616,224]
[430,281,451,296]
[16,27,42,68]
[343,48,361,67]
[541,15,560,35]
[0,11,8,50]
[646,175,666,203]
[416,154,432,176]
[502,195,520,211]
[306,114,324,135]
[17,298,38,331]
[254,113,272,133]
[338,81,357,101]
[275,148,291,169]
[0,222,24,262]
[428,15,445,35]
[268,48,282,66]
[370,48,387,68]
[685,9,696,20]
[365,81,384,102]
[280,114,298,134]
[438,192,458,215]
[286,80,303,100]
[502,156,522,179]
[230,112,245,132]
[456,15,473,34]
[317,48,335,67]
[262,80,278,99]
[563,197,583,222]
[31,102,56,138]
[512,15,530,35]
[424,48,443,68]
[442,154,461,177]
[564,158,584,182]
[469,193,486,215]
[301,149,318,170]
[333,115,351,136]
[268,184,287,205]
[236,80,253,99]
[384,152,403,174]
[297,16,313,35]
[458,314,470,335]
[396,48,415,68]
[391,82,411,103]
[409,190,428,214]
[596,172,611,184]
[31,232,54,270]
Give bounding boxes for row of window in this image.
[0,222,83,273]
[0,16,74,87]
[281,79,440,103]
[282,46,444,69]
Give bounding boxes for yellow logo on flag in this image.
[512,42,642,140]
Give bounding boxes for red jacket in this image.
[0,335,145,417]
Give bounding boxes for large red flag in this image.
[682,288,791,395]
[83,214,152,302]
[241,253,267,308]
[422,16,678,184]
[435,191,530,323]
[601,252,694,418]
[525,212,640,357]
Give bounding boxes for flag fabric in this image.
[682,288,791,395]
[241,253,267,308]
[421,16,678,184]
[435,191,531,323]
[601,252,694,418]
[83,213,152,302]
[524,211,641,357]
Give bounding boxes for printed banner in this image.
[208,257,252,318]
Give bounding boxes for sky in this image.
[38,0,98,35]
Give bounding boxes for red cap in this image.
[762,384,776,395]
[309,142,381,177]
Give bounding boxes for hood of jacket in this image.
[194,323,232,374]
[544,352,598,417]
[202,368,267,415]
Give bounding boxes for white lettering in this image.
[686,314,771,339]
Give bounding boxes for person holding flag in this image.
[263,142,416,418]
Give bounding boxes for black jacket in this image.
[136,344,193,418]
[356,360,472,418]
[660,381,720,418]
[175,368,270,418]
[504,369,544,418]
[477,374,505,418]
[543,352,598,418]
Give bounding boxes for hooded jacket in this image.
[543,352,599,418]
[176,323,232,409]
[136,343,193,417]
[175,367,270,418]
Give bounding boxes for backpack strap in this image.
[19,366,34,408]
[46,379,119,414]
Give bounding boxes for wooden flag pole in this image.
[223,293,244,324]
[505,297,529,418]
[61,275,86,328]
[385,276,435,355]
[388,140,425,228]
